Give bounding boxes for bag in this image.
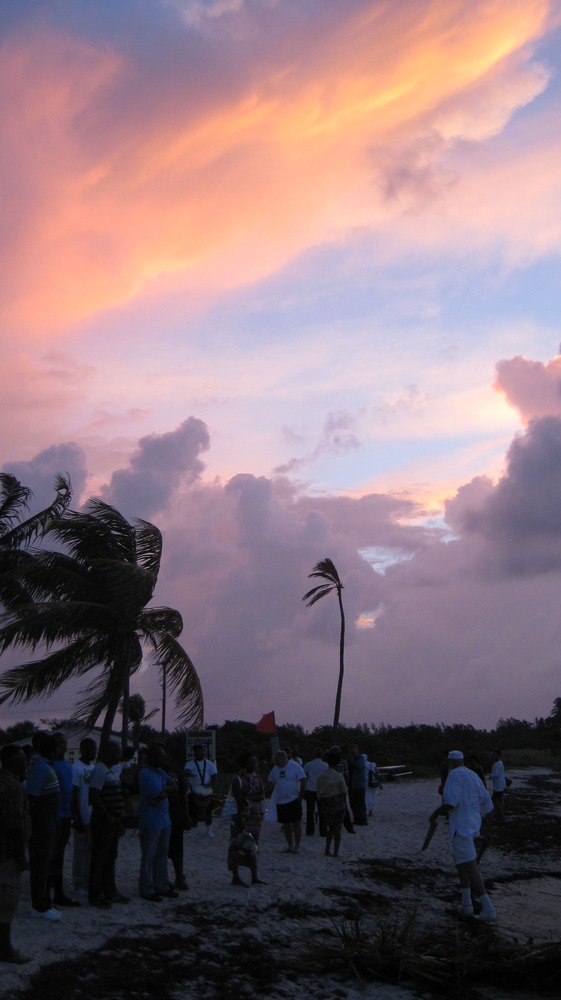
[368,769,381,789]
[505,777,512,788]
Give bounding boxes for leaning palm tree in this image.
[303,557,346,733]
[0,472,72,611]
[0,497,203,748]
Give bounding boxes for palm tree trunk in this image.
[161,661,167,735]
[332,588,346,734]
[100,682,123,747]
[101,645,132,750]
[120,670,130,755]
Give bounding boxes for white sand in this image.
[3,772,559,998]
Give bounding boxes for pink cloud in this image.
[494,354,561,423]
[4,400,561,732]
[1,0,554,335]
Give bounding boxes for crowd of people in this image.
[0,731,506,964]
[0,733,382,962]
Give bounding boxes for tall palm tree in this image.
[0,472,72,611]
[302,557,346,733]
[0,497,203,747]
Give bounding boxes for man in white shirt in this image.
[267,750,306,853]
[185,745,218,838]
[72,738,97,896]
[303,749,328,836]
[429,749,496,922]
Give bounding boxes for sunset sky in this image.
[2,0,561,735]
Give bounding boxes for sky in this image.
[2,0,561,735]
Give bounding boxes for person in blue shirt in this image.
[50,733,80,907]
[26,732,60,921]
[138,744,178,902]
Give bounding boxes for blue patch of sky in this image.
[423,248,559,338]
[359,546,415,573]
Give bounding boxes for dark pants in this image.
[343,805,354,832]
[50,817,72,900]
[89,816,120,902]
[305,791,326,836]
[28,796,57,913]
[189,793,214,827]
[349,788,367,826]
[29,826,56,912]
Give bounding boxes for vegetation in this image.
[0,495,203,749]
[303,557,346,734]
[0,472,71,611]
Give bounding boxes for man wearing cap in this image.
[428,750,497,922]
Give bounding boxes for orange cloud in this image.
[0,0,554,335]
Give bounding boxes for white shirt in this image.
[268,759,306,804]
[72,758,95,825]
[443,765,493,840]
[303,757,328,792]
[490,759,506,793]
[185,757,217,793]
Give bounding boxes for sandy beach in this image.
[3,769,560,1000]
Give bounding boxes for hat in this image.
[448,750,464,760]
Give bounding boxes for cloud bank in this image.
[4,351,561,732]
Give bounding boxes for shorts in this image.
[276,799,302,824]
[451,832,476,865]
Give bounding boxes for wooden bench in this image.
[377,765,412,781]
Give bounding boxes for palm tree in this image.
[0,472,72,611]
[121,692,158,751]
[0,497,203,748]
[302,557,346,733]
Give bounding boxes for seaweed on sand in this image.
[9,928,278,1000]
[294,909,561,998]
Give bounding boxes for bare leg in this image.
[293,821,302,852]
[282,825,294,851]
[325,826,333,856]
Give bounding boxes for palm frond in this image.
[0,474,31,532]
[139,606,183,640]
[307,558,342,586]
[10,550,97,604]
[0,635,106,705]
[133,519,162,579]
[0,601,121,654]
[151,632,203,728]
[87,559,156,620]
[0,473,71,550]
[302,583,335,606]
[51,501,136,565]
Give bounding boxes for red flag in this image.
[256,711,276,734]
